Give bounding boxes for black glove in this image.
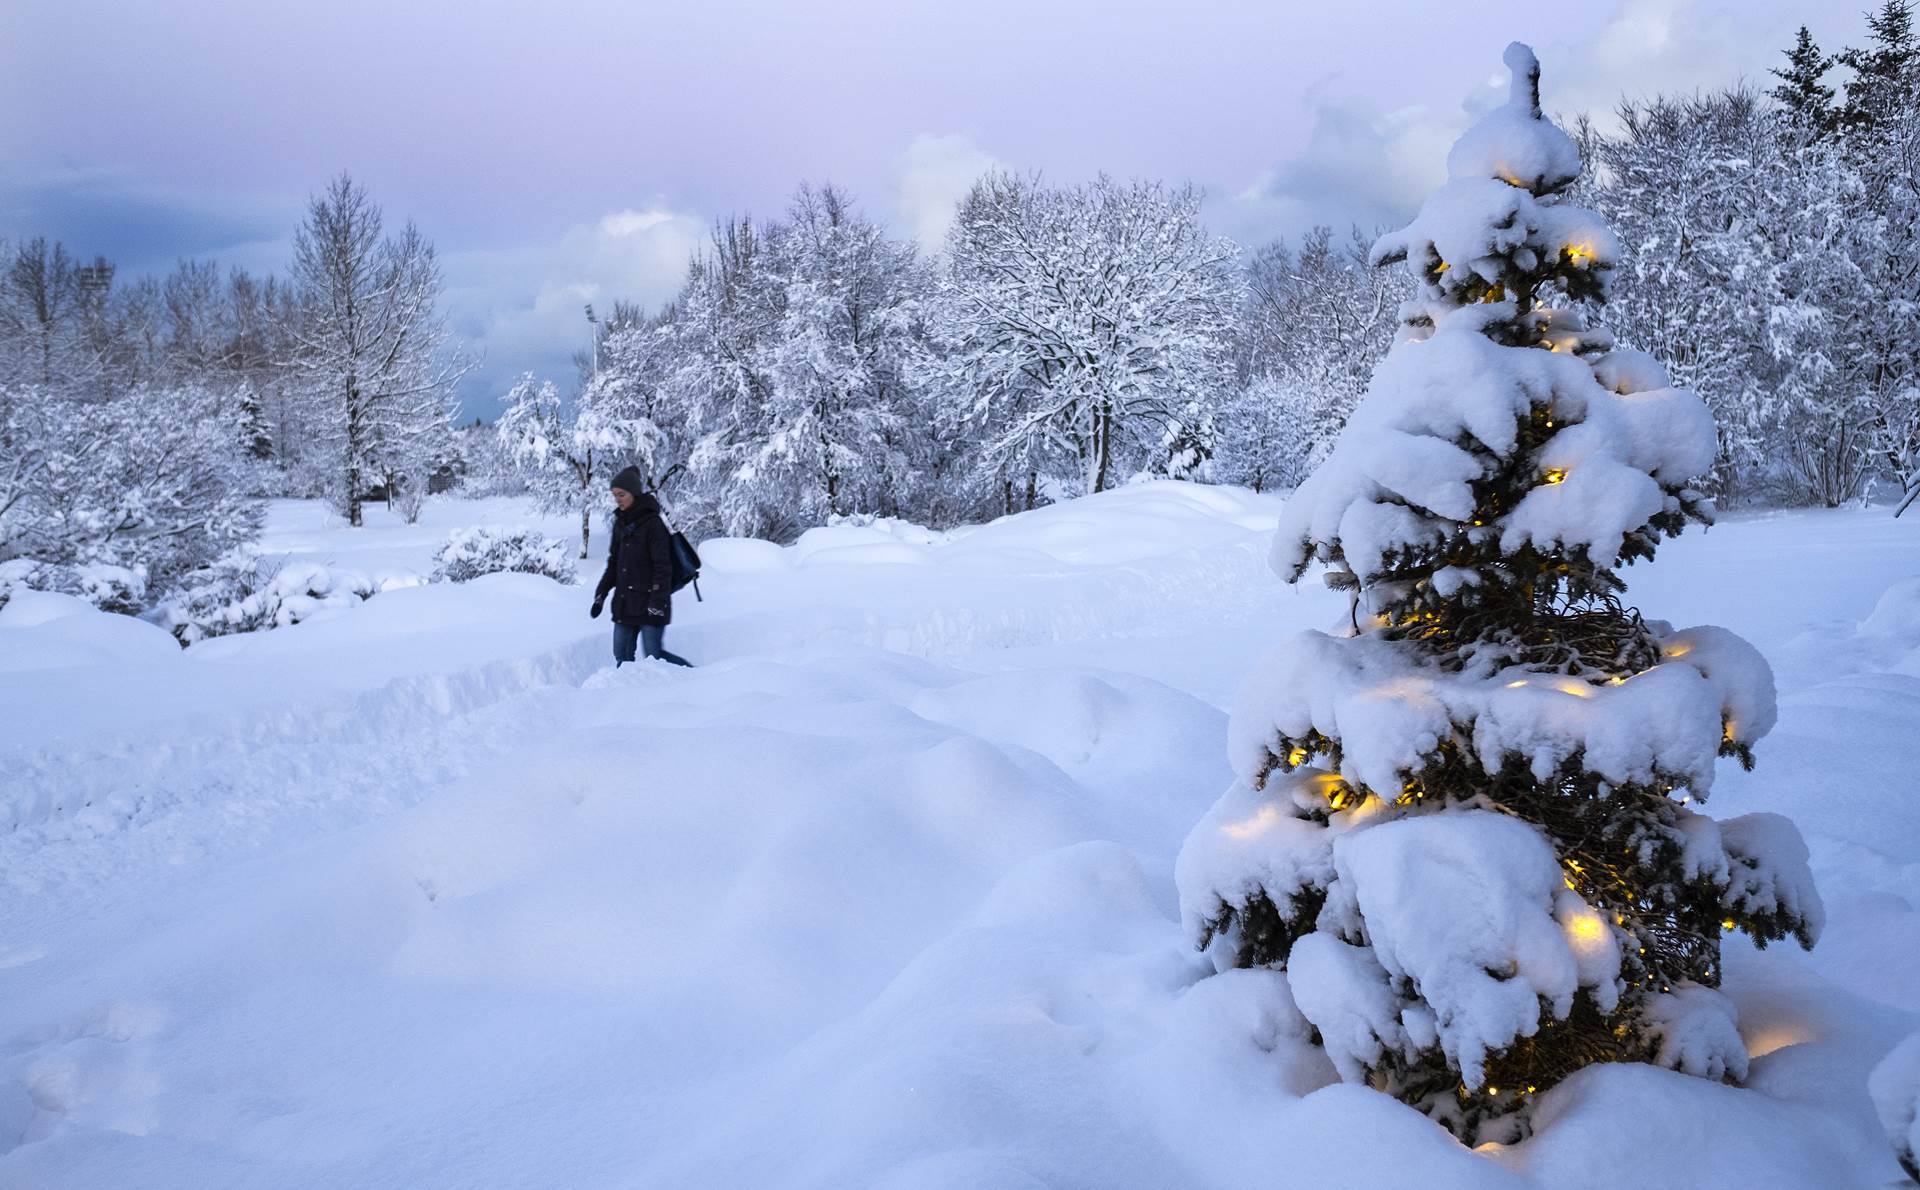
[590,596,604,619]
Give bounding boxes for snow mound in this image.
[0,592,179,671]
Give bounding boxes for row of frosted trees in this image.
[0,176,462,609]
[503,177,1251,546]
[504,8,1919,542]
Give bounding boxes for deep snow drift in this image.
[1,483,1916,1188]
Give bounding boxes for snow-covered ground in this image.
[1,483,1916,1187]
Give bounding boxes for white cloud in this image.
[891,133,1004,254]
[1544,0,1869,129]
[1217,94,1465,247]
[441,202,707,413]
[1217,0,1871,251]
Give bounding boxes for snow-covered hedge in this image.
[429,526,576,585]
[162,550,405,646]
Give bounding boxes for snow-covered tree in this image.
[288,175,462,527]
[930,173,1242,501]
[449,418,524,497]
[1217,227,1401,492]
[1,382,261,602]
[660,216,791,538]
[1836,4,1920,512]
[495,374,603,557]
[1176,45,1822,1141]
[1840,0,1918,136]
[0,239,92,394]
[1770,26,1840,135]
[1579,91,1799,500]
[757,184,924,521]
[578,308,678,500]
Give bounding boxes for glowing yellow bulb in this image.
[1566,914,1606,943]
[1286,746,1309,768]
[1722,918,1737,932]
[1566,244,1595,264]
[1434,261,1451,274]
[1542,468,1568,485]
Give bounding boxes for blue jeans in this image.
[613,623,691,667]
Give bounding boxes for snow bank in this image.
[0,591,179,671]
[1,489,1915,1188]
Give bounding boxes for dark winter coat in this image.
[595,492,672,627]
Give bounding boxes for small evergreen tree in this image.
[1176,44,1822,1142]
[1770,26,1838,135]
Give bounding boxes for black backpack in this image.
[668,530,702,601]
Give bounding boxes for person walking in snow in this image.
[591,466,692,668]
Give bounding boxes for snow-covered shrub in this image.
[1175,44,1821,1143]
[429,526,576,585]
[1871,1031,1920,1182]
[0,558,147,615]
[1,383,262,601]
[163,550,375,645]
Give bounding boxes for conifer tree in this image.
[1176,44,1823,1142]
[1770,26,1838,135]
[1840,0,1917,134]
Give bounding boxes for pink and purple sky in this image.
[0,0,1870,413]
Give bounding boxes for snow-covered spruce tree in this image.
[1176,45,1822,1141]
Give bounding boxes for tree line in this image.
[0,176,461,607]
[2,4,1915,608]
[504,5,1920,542]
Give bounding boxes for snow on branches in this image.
[1176,43,1822,1143]
[930,173,1243,499]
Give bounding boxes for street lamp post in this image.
[585,303,600,376]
